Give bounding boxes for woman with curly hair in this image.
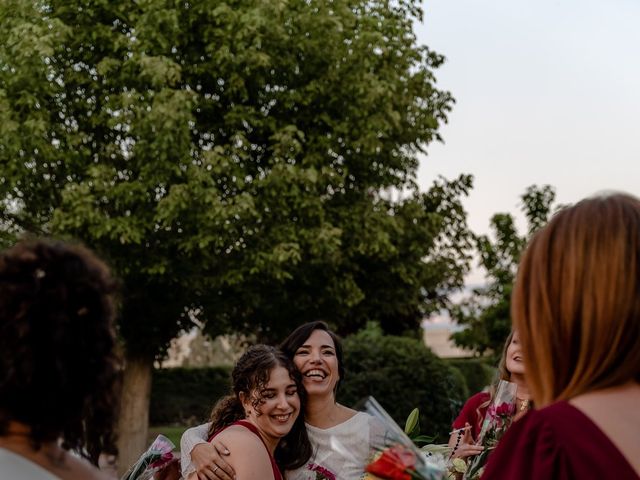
[189,344,311,480]
[0,239,120,479]
[181,321,380,480]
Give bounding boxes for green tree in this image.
[451,185,557,356]
[0,0,470,467]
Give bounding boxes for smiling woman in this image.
[181,322,382,480]
[293,329,341,397]
[191,345,312,480]
[448,331,531,462]
[279,322,380,480]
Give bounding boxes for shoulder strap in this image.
[232,420,283,480]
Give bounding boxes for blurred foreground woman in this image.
[483,193,640,479]
[0,240,120,479]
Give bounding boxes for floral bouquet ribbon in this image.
[462,380,517,480]
[121,434,178,480]
[360,397,445,480]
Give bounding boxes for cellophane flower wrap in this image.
[462,380,517,480]
[121,434,178,480]
[360,397,445,480]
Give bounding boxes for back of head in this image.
[512,193,640,406]
[0,239,120,462]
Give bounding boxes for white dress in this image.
[286,412,378,480]
[180,412,380,480]
[0,447,60,480]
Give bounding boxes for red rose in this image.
[495,402,515,417]
[365,445,417,480]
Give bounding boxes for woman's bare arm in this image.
[215,426,275,480]
[180,423,235,480]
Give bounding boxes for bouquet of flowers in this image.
[461,380,517,480]
[360,397,445,480]
[121,434,179,480]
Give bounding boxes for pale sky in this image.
[415,0,640,256]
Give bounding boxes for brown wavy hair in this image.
[512,193,640,407]
[0,239,121,464]
[207,344,312,471]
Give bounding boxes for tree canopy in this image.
[1,0,471,348]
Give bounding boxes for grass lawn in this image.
[147,425,187,450]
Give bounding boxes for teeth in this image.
[305,369,326,378]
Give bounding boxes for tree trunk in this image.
[116,354,153,477]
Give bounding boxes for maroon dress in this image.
[481,401,638,479]
[452,392,490,442]
[209,420,283,480]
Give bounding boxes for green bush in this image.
[338,327,468,442]
[448,365,470,400]
[444,358,495,396]
[150,366,232,426]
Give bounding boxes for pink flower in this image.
[150,452,175,469]
[307,463,337,480]
[495,402,515,417]
[488,402,515,419]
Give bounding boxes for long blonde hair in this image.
[512,193,640,407]
[477,331,515,418]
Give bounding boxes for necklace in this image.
[517,398,530,411]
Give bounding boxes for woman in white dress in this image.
[0,239,120,480]
[181,321,380,480]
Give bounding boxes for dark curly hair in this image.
[207,344,312,471]
[0,239,121,464]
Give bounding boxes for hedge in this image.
[338,329,468,442]
[444,358,495,396]
[150,335,474,440]
[150,366,232,425]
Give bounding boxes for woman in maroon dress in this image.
[449,330,531,460]
[482,193,640,479]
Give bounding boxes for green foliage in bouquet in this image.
[404,408,436,446]
[339,325,467,441]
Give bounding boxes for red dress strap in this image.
[209,420,283,480]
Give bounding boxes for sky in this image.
[414,0,640,272]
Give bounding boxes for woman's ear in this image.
[239,392,252,416]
